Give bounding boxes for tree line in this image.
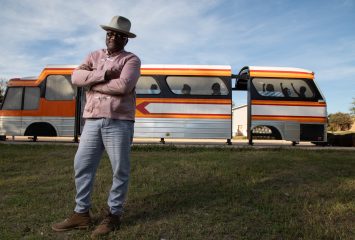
[0,78,7,103]
[328,98,355,132]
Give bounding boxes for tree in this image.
[350,97,355,116]
[0,78,8,104]
[328,112,353,131]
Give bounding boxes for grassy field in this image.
[0,144,354,240]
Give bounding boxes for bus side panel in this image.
[251,100,327,142]
[0,115,22,136]
[21,116,75,137]
[135,98,232,139]
[20,99,76,136]
[135,118,231,139]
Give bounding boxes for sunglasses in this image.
[106,31,127,39]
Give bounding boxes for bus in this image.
[0,64,327,145]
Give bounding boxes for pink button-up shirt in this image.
[72,49,141,120]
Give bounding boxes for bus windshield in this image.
[252,78,315,99]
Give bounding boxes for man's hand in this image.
[78,64,93,71]
[105,69,115,81]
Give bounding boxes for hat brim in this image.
[100,25,136,38]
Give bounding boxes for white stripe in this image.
[145,103,230,114]
[249,66,312,73]
[252,105,326,117]
[45,64,78,69]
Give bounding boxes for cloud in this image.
[0,0,354,113]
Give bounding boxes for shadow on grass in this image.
[123,178,236,225]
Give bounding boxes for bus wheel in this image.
[24,122,57,138]
[0,135,6,141]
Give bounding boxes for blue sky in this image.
[0,0,354,113]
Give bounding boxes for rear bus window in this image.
[45,75,75,100]
[166,76,228,96]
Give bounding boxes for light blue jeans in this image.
[74,118,134,216]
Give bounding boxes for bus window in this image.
[24,87,40,110]
[166,76,228,95]
[252,78,315,99]
[2,87,23,110]
[136,76,161,94]
[45,75,75,100]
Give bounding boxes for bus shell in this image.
[0,64,327,144]
[234,66,327,144]
[0,64,233,142]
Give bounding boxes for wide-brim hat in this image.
[100,16,136,38]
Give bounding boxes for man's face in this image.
[106,30,127,53]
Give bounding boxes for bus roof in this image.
[248,66,314,79]
[141,64,231,76]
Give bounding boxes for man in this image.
[52,16,141,238]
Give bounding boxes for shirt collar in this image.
[104,49,125,58]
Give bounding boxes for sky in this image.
[0,0,354,114]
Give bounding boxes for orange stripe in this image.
[8,81,38,87]
[250,70,314,79]
[8,67,230,87]
[252,100,326,107]
[135,98,231,119]
[141,69,231,76]
[9,69,75,87]
[0,110,22,117]
[252,115,327,123]
[137,98,231,104]
[0,99,76,117]
[37,69,74,84]
[135,113,231,119]
[251,70,313,74]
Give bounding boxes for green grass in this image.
[0,144,354,240]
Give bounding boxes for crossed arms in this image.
[72,54,141,95]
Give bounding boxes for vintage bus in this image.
[0,64,327,145]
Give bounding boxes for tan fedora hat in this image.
[100,16,136,38]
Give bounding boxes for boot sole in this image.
[52,225,90,232]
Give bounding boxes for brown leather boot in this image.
[52,212,92,232]
[91,212,121,238]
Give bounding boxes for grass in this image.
[0,144,354,240]
[329,131,355,135]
